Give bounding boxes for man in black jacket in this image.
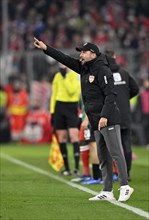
[34,38,134,202]
[105,49,139,181]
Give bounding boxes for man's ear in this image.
[92,53,97,59]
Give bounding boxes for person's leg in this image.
[56,129,70,172]
[94,130,113,191]
[69,127,80,172]
[80,144,90,175]
[100,125,128,186]
[89,131,115,201]
[79,126,90,176]
[89,141,102,180]
[143,114,149,146]
[121,129,132,180]
[54,102,71,173]
[66,103,80,173]
[92,126,134,202]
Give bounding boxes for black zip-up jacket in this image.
[107,57,139,129]
[44,46,120,130]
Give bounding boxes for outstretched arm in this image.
[33,37,81,73]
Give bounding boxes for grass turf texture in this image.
[0,143,149,220]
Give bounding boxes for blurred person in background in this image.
[4,75,17,95]
[130,95,146,146]
[137,78,149,148]
[0,85,11,143]
[50,64,81,176]
[105,48,139,181]
[6,77,29,141]
[21,99,52,144]
[71,99,103,184]
[0,85,8,110]
[30,75,52,111]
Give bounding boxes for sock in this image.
[72,142,80,170]
[92,164,102,180]
[80,145,90,176]
[59,143,69,171]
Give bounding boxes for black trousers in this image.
[121,128,132,176]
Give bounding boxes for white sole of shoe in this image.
[89,196,116,201]
[89,198,116,201]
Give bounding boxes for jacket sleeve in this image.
[98,65,117,119]
[44,45,81,74]
[128,73,139,99]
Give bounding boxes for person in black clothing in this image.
[105,49,139,181]
[34,38,134,202]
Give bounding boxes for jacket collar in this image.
[85,56,98,67]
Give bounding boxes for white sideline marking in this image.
[1,153,149,219]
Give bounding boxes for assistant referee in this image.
[50,63,81,176]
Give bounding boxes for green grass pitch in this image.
[0,143,149,220]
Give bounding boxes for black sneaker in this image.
[73,169,80,176]
[127,176,132,182]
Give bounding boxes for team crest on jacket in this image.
[89,75,95,83]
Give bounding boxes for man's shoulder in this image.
[68,70,78,75]
[96,54,109,67]
[53,72,62,81]
[119,67,129,75]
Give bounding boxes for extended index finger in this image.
[34,37,39,41]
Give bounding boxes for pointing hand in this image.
[34,37,47,50]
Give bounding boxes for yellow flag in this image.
[48,134,64,171]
